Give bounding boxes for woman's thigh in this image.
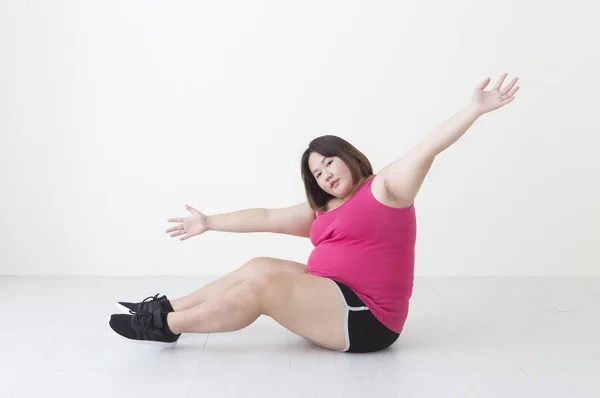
[258,271,346,351]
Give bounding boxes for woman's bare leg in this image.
[166,271,347,351]
[169,257,307,311]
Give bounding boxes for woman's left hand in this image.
[471,73,520,115]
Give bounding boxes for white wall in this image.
[1,0,598,276]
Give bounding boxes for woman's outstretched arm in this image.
[380,73,520,204]
[420,73,520,156]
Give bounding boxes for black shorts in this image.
[328,279,400,353]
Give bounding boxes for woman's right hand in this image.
[166,204,210,241]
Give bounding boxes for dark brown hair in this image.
[301,135,373,211]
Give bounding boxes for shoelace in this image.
[129,293,161,315]
[132,307,166,334]
[132,308,154,333]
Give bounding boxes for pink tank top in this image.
[307,174,416,334]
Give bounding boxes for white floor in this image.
[1,276,600,398]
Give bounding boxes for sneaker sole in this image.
[115,302,133,314]
[107,315,178,349]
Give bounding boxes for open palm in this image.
[472,73,520,115]
[166,204,209,241]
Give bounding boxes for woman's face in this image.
[308,152,355,198]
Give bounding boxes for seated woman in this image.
[109,73,519,353]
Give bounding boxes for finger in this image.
[171,230,185,238]
[180,235,188,241]
[494,73,508,90]
[503,85,520,98]
[500,77,518,95]
[477,77,491,90]
[167,218,184,223]
[500,96,515,106]
[166,225,183,233]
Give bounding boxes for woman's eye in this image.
[316,160,333,178]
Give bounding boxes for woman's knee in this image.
[238,257,272,281]
[256,272,293,307]
[239,257,306,281]
[237,271,286,306]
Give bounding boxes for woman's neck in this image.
[341,175,369,200]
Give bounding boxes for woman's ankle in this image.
[169,298,184,312]
[169,297,202,312]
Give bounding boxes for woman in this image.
[109,74,519,353]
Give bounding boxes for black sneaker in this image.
[108,308,180,348]
[116,293,173,314]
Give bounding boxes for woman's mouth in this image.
[332,180,340,188]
